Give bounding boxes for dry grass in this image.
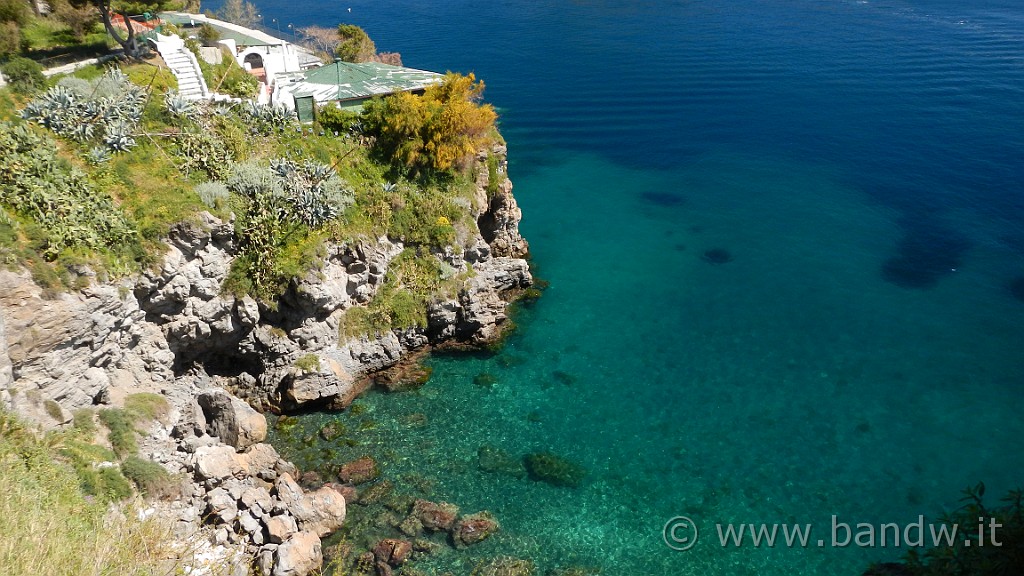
[0,410,226,576]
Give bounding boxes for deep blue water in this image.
[230,0,1024,573]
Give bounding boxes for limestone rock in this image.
[266,514,298,544]
[198,390,267,450]
[337,456,379,485]
[194,444,244,480]
[273,531,322,576]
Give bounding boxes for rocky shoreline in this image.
[0,147,531,576]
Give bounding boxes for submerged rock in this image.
[474,556,534,576]
[701,248,733,264]
[338,456,380,485]
[410,499,459,532]
[523,452,587,488]
[453,511,499,547]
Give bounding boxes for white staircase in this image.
[153,34,209,100]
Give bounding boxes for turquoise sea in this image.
[230,0,1024,573]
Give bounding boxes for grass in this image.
[97,408,138,457]
[121,455,179,500]
[294,354,321,372]
[0,410,212,575]
[123,392,171,424]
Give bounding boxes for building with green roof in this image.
[273,61,444,121]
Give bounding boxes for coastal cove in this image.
[245,0,1024,574]
[0,0,1020,574]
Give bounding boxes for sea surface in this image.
[220,0,1024,573]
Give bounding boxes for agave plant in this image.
[85,146,111,166]
[103,120,136,152]
[164,91,199,121]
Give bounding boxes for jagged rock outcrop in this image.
[0,146,530,576]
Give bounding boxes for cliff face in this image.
[0,146,531,421]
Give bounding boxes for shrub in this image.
[0,0,29,25]
[294,354,320,372]
[97,408,137,457]
[362,72,497,174]
[0,122,139,261]
[1,57,46,95]
[0,22,20,56]
[72,409,97,436]
[121,456,178,499]
[174,130,232,180]
[0,411,180,574]
[316,104,362,134]
[21,68,146,152]
[197,23,221,45]
[195,181,230,209]
[240,101,296,135]
[123,393,170,424]
[336,24,375,63]
[43,399,63,421]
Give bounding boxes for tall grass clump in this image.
[0,411,180,576]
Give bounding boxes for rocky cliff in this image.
[0,146,531,576]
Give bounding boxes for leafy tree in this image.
[336,23,375,63]
[68,0,180,58]
[216,0,259,27]
[362,72,497,174]
[0,0,29,25]
[50,0,101,40]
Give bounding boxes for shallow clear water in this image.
[240,0,1024,572]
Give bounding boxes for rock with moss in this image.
[472,556,534,576]
[453,510,500,548]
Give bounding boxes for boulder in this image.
[273,531,322,576]
[274,474,346,537]
[337,456,379,485]
[372,538,412,566]
[266,514,298,544]
[194,444,244,480]
[198,390,267,451]
[410,499,459,532]
[453,511,500,548]
[206,487,238,524]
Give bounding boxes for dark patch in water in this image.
[880,220,971,289]
[702,248,733,264]
[641,191,685,207]
[674,243,687,252]
[1009,277,1024,303]
[689,225,704,234]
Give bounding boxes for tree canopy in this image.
[336,23,375,63]
[362,72,498,174]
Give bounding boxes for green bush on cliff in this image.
[362,72,498,175]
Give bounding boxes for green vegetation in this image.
[190,42,260,98]
[121,455,178,498]
[0,57,45,94]
[867,482,1024,576]
[336,23,376,63]
[294,354,321,372]
[98,407,137,457]
[123,392,170,423]
[1,52,502,335]
[0,410,185,575]
[523,451,587,488]
[363,72,498,175]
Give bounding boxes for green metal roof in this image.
[290,61,443,103]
